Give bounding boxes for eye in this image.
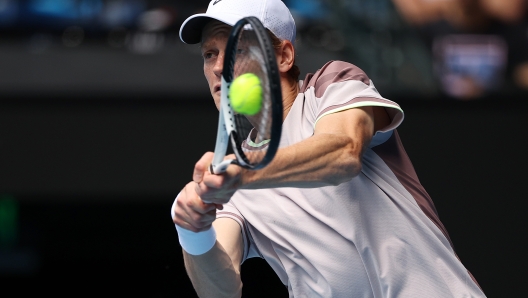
[236,47,247,55]
[202,51,216,60]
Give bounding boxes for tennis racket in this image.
[209,16,283,174]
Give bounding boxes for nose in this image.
[213,51,224,77]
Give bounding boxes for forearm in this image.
[172,189,243,297]
[183,241,243,298]
[243,132,363,189]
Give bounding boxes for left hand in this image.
[193,152,244,204]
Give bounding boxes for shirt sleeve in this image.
[216,200,260,263]
[303,60,405,147]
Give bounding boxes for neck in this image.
[281,77,300,121]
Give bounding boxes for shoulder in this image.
[300,60,371,95]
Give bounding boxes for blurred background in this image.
[0,0,526,296]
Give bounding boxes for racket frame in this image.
[210,16,283,174]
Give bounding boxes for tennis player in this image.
[172,0,486,297]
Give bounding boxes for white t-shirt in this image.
[217,61,485,298]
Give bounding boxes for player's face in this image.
[201,21,232,110]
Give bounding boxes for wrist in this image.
[172,193,217,255]
[175,224,217,255]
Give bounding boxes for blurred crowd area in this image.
[392,0,528,99]
[0,0,527,100]
[0,0,204,52]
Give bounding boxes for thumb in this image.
[193,152,214,183]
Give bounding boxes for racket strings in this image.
[231,26,274,166]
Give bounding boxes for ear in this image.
[276,40,295,74]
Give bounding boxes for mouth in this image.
[213,84,221,94]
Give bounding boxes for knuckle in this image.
[190,212,204,224]
[190,222,202,230]
[173,218,185,227]
[176,198,189,211]
[171,211,179,222]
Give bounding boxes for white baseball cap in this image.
[179,0,296,45]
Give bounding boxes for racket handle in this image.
[210,159,233,174]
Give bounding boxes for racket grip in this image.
[209,159,233,174]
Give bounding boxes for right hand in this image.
[171,181,223,233]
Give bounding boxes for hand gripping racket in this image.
[210,16,283,174]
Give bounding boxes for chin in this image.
[213,98,221,110]
[212,93,220,104]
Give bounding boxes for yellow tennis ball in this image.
[229,73,263,115]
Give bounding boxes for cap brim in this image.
[179,12,246,44]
